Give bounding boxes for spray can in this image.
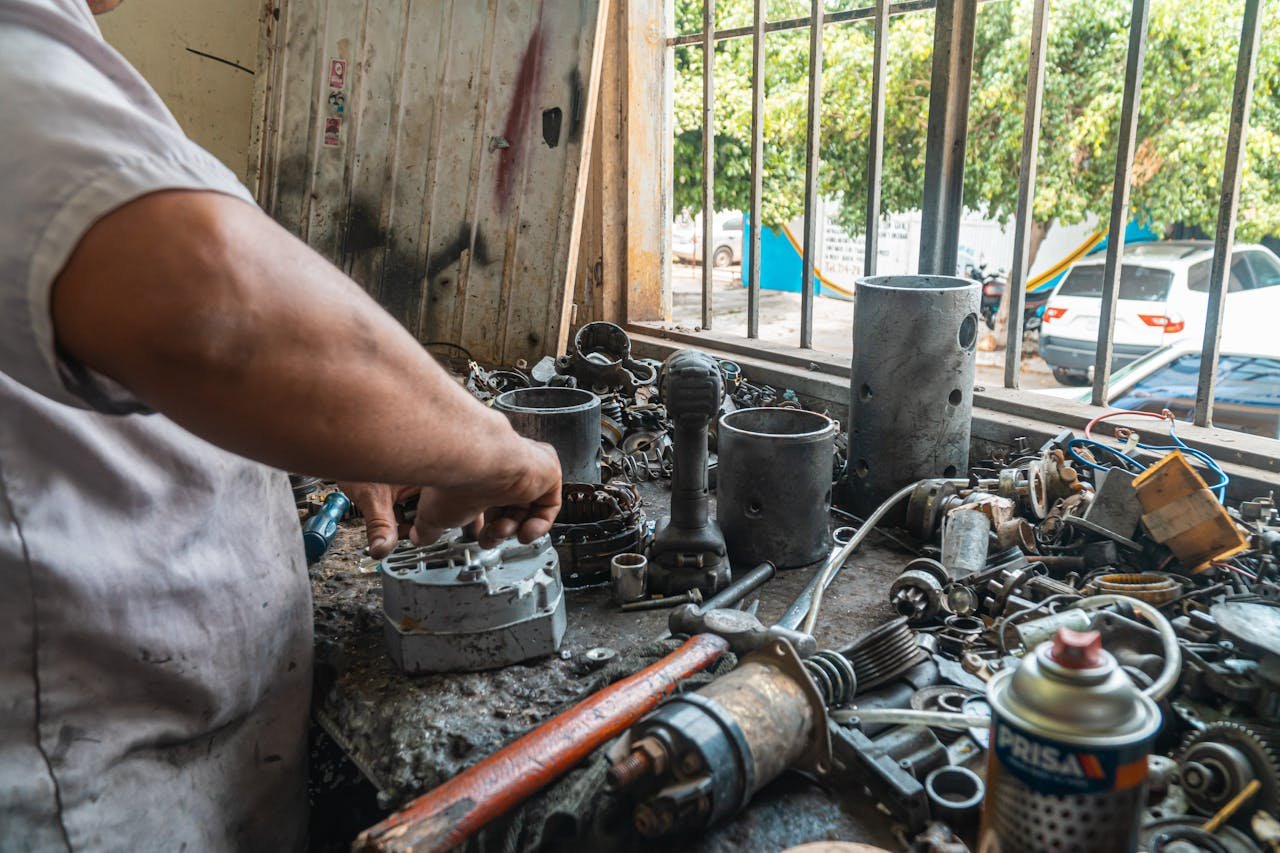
[980,627,1161,853]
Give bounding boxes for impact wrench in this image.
[649,349,730,596]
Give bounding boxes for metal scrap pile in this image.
[811,420,1280,852]
[353,323,1278,853]
[457,322,810,484]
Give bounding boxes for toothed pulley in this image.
[1176,721,1280,818]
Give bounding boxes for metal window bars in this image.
[668,0,1265,429]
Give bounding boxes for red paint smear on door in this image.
[496,18,545,213]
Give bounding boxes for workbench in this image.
[308,482,913,851]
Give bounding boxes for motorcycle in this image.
[965,262,1049,332]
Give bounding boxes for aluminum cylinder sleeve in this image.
[845,275,980,516]
[718,407,838,569]
[494,386,601,485]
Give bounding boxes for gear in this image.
[1176,721,1280,819]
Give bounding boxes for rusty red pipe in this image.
[353,633,730,852]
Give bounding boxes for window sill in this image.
[626,323,1280,500]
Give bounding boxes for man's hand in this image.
[340,438,562,557]
[338,482,417,558]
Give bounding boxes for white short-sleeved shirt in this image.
[0,2,312,850]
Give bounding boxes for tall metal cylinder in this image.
[494,387,601,484]
[718,408,837,568]
[846,275,980,515]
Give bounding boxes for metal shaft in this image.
[621,590,704,612]
[701,562,776,611]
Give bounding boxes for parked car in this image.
[1035,342,1280,439]
[1039,240,1280,385]
[671,211,744,267]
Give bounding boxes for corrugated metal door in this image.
[254,0,604,364]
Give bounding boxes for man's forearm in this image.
[52,190,529,494]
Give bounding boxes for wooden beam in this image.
[624,0,671,321]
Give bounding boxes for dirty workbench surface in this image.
[309,482,908,851]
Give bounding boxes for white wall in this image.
[97,0,264,180]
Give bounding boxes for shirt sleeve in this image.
[0,1,257,414]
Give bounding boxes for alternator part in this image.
[606,639,832,837]
[997,462,1049,520]
[843,617,930,693]
[550,482,646,587]
[1213,600,1280,658]
[1176,722,1280,819]
[494,386,602,484]
[890,558,950,626]
[829,721,948,833]
[380,532,566,673]
[1081,467,1144,541]
[996,518,1036,553]
[940,508,990,578]
[1086,573,1183,606]
[1139,818,1258,853]
[553,322,657,392]
[904,479,962,541]
[718,407,838,569]
[924,766,984,827]
[983,565,1079,617]
[288,473,321,506]
[650,350,730,596]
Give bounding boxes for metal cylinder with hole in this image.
[844,276,980,515]
[611,553,649,604]
[494,386,601,484]
[718,407,838,568]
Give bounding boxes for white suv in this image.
[1040,240,1280,385]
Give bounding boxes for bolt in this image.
[607,750,654,789]
[1181,761,1211,793]
[634,802,676,838]
[620,589,704,612]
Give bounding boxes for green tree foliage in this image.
[673,0,1280,245]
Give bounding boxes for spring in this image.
[804,650,858,708]
[600,395,625,424]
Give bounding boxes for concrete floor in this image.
[667,263,1059,391]
[308,481,916,851]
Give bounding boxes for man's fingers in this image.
[356,498,398,557]
[410,523,444,549]
[517,515,554,543]
[337,481,417,558]
[479,515,521,547]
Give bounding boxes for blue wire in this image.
[1067,438,1147,473]
[1076,417,1229,501]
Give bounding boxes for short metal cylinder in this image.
[495,386,601,484]
[611,553,648,604]
[717,408,838,569]
[845,276,980,515]
[925,766,985,827]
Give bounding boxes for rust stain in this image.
[496,13,546,213]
